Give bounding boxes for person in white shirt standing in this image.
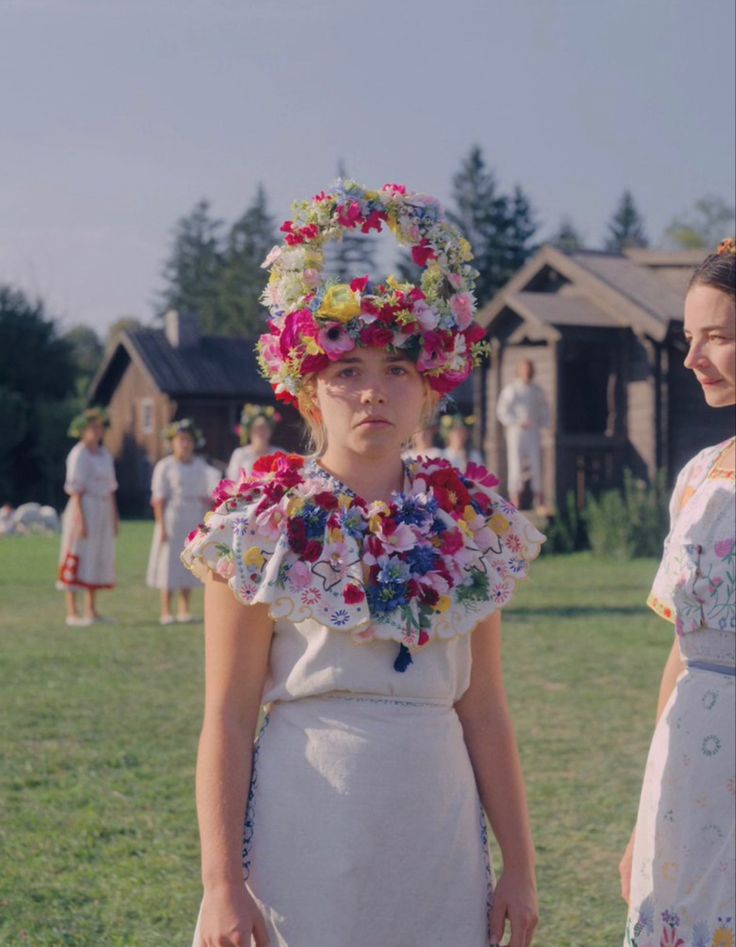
[496,359,550,510]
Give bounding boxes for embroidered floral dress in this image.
[625,439,735,947]
[182,452,544,947]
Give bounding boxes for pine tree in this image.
[447,146,537,307]
[324,161,378,282]
[604,191,648,252]
[218,185,277,336]
[158,199,225,332]
[551,217,584,253]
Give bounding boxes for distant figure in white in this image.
[402,423,443,462]
[438,413,484,470]
[147,419,211,626]
[496,359,550,510]
[226,404,283,481]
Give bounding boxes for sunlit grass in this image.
[0,527,668,945]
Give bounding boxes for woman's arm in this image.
[151,499,167,542]
[619,636,684,903]
[455,611,538,947]
[111,492,120,537]
[196,573,273,947]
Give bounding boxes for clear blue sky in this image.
[1,0,734,334]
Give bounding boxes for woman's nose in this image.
[684,340,708,370]
[360,381,386,404]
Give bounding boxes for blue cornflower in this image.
[406,545,439,575]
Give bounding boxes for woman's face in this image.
[314,347,426,458]
[249,417,272,448]
[448,425,468,450]
[172,432,195,460]
[82,420,104,447]
[683,284,736,408]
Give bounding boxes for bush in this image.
[545,490,588,554]
[584,469,669,559]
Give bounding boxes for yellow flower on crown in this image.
[458,237,474,262]
[317,284,362,322]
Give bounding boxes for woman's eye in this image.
[337,368,357,378]
[388,366,407,376]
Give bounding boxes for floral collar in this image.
[184,452,544,671]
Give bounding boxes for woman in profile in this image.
[621,240,735,947]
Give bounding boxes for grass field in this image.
[0,523,672,946]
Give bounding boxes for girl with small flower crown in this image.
[146,419,211,625]
[226,404,283,482]
[183,182,544,947]
[57,407,118,626]
[620,241,736,947]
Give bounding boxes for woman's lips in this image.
[356,417,391,427]
[698,377,724,387]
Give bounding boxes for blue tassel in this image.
[393,643,413,672]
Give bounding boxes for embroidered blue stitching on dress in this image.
[322,694,440,708]
[479,801,494,942]
[242,713,270,880]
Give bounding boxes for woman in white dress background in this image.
[183,181,542,947]
[57,407,118,626]
[146,419,210,625]
[226,404,283,481]
[439,411,484,469]
[620,240,735,946]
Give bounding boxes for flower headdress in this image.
[67,406,110,439]
[439,412,476,440]
[256,180,489,405]
[163,418,205,450]
[235,403,282,445]
[716,237,736,257]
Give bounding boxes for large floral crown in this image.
[256,180,489,405]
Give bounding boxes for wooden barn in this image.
[477,246,734,511]
[87,310,299,514]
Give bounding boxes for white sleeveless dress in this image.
[183,454,544,947]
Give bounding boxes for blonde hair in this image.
[297,373,440,457]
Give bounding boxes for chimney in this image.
[164,309,200,349]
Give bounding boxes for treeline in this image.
[1,145,732,505]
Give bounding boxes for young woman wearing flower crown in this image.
[183,182,543,947]
[440,412,484,470]
[146,419,211,625]
[226,404,283,482]
[57,407,118,626]
[620,240,736,947]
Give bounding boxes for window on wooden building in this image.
[140,398,154,434]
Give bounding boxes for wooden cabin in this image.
[87,311,300,514]
[477,246,734,510]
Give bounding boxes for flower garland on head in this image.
[439,412,475,440]
[163,418,205,450]
[235,404,282,445]
[67,406,110,439]
[716,237,736,257]
[256,180,490,405]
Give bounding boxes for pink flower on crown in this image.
[450,292,475,330]
[261,245,282,269]
[318,324,356,360]
[412,299,440,330]
[279,309,319,358]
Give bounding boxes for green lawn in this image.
[0,524,671,946]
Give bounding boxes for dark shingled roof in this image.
[89,329,273,404]
[126,329,272,397]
